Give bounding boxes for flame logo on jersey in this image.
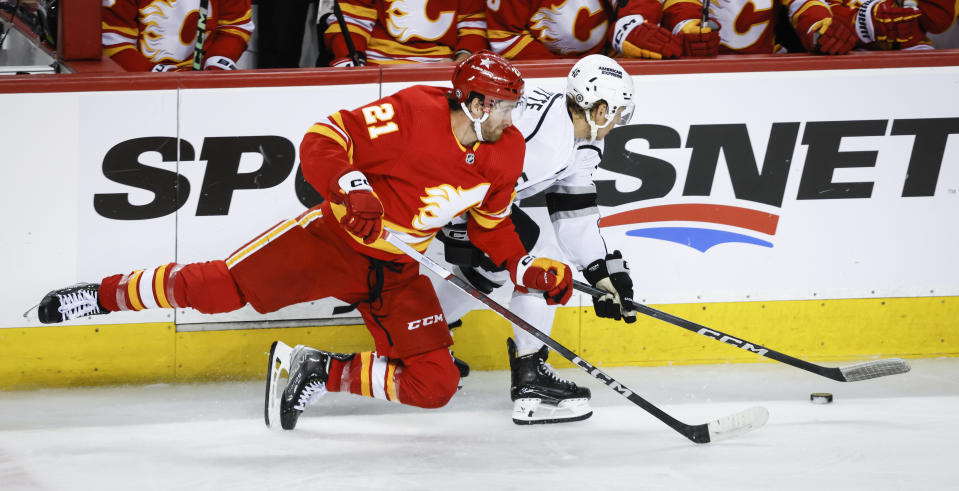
[530,0,608,54]
[386,0,456,42]
[411,183,491,230]
[710,0,774,51]
[140,0,193,63]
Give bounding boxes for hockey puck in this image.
[810,392,833,404]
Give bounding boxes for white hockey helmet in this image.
[566,54,635,141]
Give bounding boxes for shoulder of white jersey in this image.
[515,86,570,143]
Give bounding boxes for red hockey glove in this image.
[334,170,383,244]
[856,0,922,48]
[613,15,683,60]
[507,254,573,305]
[807,18,857,55]
[678,19,720,57]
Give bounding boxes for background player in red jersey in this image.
[610,0,721,60]
[323,0,488,66]
[101,0,253,71]
[828,0,957,50]
[33,52,575,431]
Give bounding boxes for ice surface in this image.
[2,358,957,490]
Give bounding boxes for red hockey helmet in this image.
[450,50,524,104]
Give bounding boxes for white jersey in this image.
[511,86,608,270]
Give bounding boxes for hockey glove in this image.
[856,0,922,48]
[807,18,857,55]
[583,250,637,323]
[334,170,383,244]
[678,19,720,57]
[507,254,573,305]
[613,15,683,60]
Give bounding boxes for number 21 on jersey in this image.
[362,103,399,139]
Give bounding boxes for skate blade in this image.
[512,397,593,425]
[264,341,293,430]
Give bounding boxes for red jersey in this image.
[487,0,613,59]
[828,0,957,49]
[300,85,527,266]
[101,0,253,71]
[708,0,833,53]
[325,0,488,64]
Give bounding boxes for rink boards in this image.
[1,54,957,388]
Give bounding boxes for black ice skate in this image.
[508,337,592,425]
[36,283,108,324]
[264,341,352,430]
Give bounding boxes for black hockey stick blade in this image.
[573,280,911,382]
[385,231,767,443]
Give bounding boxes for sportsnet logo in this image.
[599,204,778,252]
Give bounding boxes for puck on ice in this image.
[810,392,833,404]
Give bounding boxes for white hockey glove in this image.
[583,250,636,323]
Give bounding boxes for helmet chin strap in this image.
[585,110,614,142]
[461,102,489,142]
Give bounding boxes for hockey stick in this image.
[573,280,911,382]
[192,0,210,70]
[331,0,362,66]
[384,231,768,444]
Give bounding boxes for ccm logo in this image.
[408,314,444,330]
[697,328,769,355]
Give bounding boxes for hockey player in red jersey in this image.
[323,0,488,66]
[486,0,614,59]
[33,52,576,430]
[828,0,957,50]
[102,0,254,71]
[708,0,856,54]
[610,0,721,59]
[434,55,639,424]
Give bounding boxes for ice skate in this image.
[34,283,109,324]
[266,342,352,430]
[508,338,592,425]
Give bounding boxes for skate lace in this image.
[294,380,327,411]
[539,361,574,387]
[57,290,101,321]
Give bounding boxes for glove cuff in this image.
[612,15,646,53]
[583,256,609,286]
[203,56,238,70]
[857,0,880,44]
[337,170,373,194]
[510,254,537,288]
[673,19,698,36]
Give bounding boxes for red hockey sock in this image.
[99,261,243,314]
[326,347,459,409]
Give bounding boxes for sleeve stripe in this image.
[468,208,509,229]
[103,44,138,57]
[502,36,535,58]
[101,23,138,36]
[790,0,827,21]
[340,3,378,19]
[307,124,350,152]
[457,28,487,37]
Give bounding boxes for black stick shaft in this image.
[385,233,712,443]
[332,0,361,66]
[573,280,848,380]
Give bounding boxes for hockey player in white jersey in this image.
[434,54,638,424]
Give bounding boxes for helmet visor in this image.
[488,92,525,121]
[616,102,636,127]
